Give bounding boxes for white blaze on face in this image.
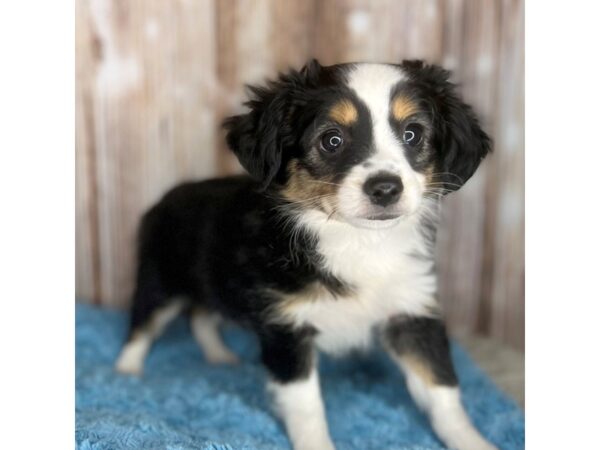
[337,64,426,223]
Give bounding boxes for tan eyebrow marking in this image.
[391,96,418,120]
[328,99,358,125]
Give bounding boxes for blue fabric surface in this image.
[76,303,524,450]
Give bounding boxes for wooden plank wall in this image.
[75,0,524,349]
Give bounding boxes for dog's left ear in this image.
[401,60,492,192]
[223,60,323,190]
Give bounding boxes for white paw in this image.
[115,341,145,376]
[114,350,144,376]
[114,336,150,376]
[454,438,498,450]
[294,436,336,450]
[444,428,498,450]
[426,388,499,450]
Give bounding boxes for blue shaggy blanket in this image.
[76,303,524,450]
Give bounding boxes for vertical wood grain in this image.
[214,0,280,175]
[269,0,317,70]
[75,0,525,349]
[437,0,502,335]
[486,0,524,348]
[214,0,242,174]
[312,0,350,64]
[80,0,218,306]
[76,0,101,303]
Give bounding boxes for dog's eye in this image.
[403,124,424,147]
[320,130,344,153]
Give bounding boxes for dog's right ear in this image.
[223,59,323,190]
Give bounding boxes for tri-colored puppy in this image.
[116,59,495,450]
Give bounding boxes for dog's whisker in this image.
[272,194,335,210]
[303,179,343,187]
[425,182,462,189]
[428,172,465,184]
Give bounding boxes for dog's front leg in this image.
[383,315,498,450]
[260,325,335,450]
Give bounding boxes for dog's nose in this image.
[363,174,403,207]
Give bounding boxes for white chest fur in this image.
[283,211,439,355]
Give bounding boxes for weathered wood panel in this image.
[75,0,524,348]
[76,0,100,303]
[486,0,524,348]
[437,0,501,337]
[78,0,218,306]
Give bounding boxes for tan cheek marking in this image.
[281,160,338,212]
[392,96,418,121]
[328,99,358,126]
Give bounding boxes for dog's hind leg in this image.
[191,308,239,364]
[115,259,184,375]
[115,300,183,375]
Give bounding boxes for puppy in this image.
[116,59,495,450]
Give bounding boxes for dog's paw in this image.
[294,436,336,450]
[114,352,144,376]
[445,429,498,450]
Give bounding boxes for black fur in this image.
[129,176,341,327]
[222,60,341,190]
[400,59,492,191]
[122,59,490,391]
[223,60,377,190]
[384,315,458,386]
[259,324,317,383]
[127,175,347,384]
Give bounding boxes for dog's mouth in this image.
[344,213,404,229]
[364,213,401,221]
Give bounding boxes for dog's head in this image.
[224,60,491,228]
